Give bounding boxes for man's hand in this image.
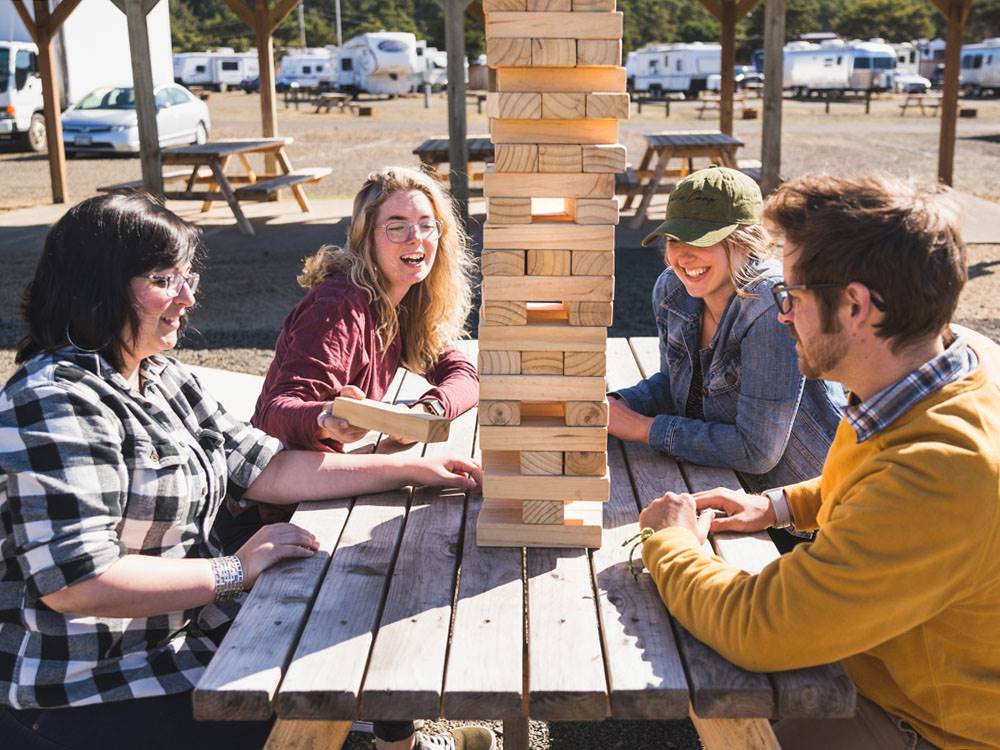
[639,492,714,545]
[317,386,370,444]
[608,397,654,444]
[692,486,775,533]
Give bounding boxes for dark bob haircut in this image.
[16,192,203,371]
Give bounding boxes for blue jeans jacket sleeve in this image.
[648,308,807,475]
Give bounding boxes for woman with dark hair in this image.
[0,193,482,749]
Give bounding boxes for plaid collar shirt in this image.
[0,346,282,709]
[845,330,979,443]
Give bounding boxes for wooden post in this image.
[935,0,971,186]
[124,0,163,198]
[442,0,472,224]
[32,0,68,203]
[760,0,785,195]
[719,1,736,136]
[255,0,279,176]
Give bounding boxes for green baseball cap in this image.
[641,166,763,248]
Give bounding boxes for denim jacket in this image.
[616,260,846,492]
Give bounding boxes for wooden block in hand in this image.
[521,451,564,475]
[331,397,450,443]
[522,500,566,525]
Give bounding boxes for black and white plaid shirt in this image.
[0,346,282,709]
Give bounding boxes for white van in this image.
[629,42,721,98]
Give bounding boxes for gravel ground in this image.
[1,91,999,750]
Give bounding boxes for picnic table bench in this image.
[466,91,488,114]
[314,91,355,114]
[696,93,750,119]
[634,95,672,117]
[413,135,495,193]
[899,93,944,116]
[191,337,855,750]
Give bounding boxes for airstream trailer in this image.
[960,39,1000,96]
[783,39,897,97]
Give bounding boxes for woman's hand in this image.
[234,523,319,589]
[404,454,482,491]
[317,385,370,444]
[608,397,654,444]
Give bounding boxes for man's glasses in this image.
[141,272,200,297]
[378,219,444,244]
[771,282,886,315]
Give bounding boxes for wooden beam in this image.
[33,0,67,203]
[124,0,163,197]
[143,0,160,15]
[735,0,759,17]
[719,1,737,135]
[699,0,723,22]
[760,0,785,194]
[11,1,38,44]
[936,0,968,186]
[252,0,280,176]
[49,0,84,34]
[221,0,255,28]
[444,0,473,222]
[109,0,125,11]
[268,0,302,33]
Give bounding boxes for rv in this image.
[960,38,1000,96]
[335,32,422,96]
[276,47,337,91]
[0,0,172,151]
[783,38,897,97]
[173,49,259,92]
[916,38,947,82]
[412,41,460,91]
[629,42,721,98]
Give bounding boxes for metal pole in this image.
[335,0,343,48]
[298,1,306,48]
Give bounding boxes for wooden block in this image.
[485,0,526,9]
[480,400,521,426]
[487,200,532,226]
[527,249,571,276]
[571,250,614,276]
[574,199,619,225]
[483,173,614,201]
[486,471,610,502]
[494,144,539,172]
[538,145,582,173]
[520,451,564,475]
[487,37,532,67]
[487,12,624,39]
[577,39,622,66]
[531,39,576,67]
[486,223,615,252]
[482,248,526,276]
[478,350,521,375]
[582,144,627,173]
[573,0,615,10]
[565,451,607,476]
[542,93,587,119]
[496,66,626,93]
[477,498,603,548]
[528,0,570,8]
[481,300,528,326]
[522,351,564,375]
[522,501,565,525]
[587,93,630,119]
[480,378,607,405]
[484,275,613,302]
[564,351,606,377]
[565,400,609,427]
[569,301,613,326]
[497,92,542,119]
[491,118,618,145]
[330,397,449,443]
[479,321,606,352]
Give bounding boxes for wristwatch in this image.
[762,487,793,529]
[417,398,446,417]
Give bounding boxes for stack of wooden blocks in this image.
[476,0,628,548]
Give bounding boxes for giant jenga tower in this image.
[476,0,628,548]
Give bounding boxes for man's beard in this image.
[790,326,848,380]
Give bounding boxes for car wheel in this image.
[23,112,46,153]
[194,122,208,145]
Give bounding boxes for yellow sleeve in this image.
[784,474,823,530]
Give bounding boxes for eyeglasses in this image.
[141,272,200,297]
[377,219,444,244]
[771,282,887,315]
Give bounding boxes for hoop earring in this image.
[65,323,108,354]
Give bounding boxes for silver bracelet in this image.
[210,555,246,601]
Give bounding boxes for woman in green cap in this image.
[609,167,845,541]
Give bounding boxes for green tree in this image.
[834,0,935,42]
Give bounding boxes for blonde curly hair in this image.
[298,166,473,373]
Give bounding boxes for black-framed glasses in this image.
[377,219,444,244]
[771,282,887,315]
[141,272,200,297]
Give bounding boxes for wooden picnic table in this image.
[413,135,495,193]
[899,92,944,116]
[625,130,744,229]
[158,138,331,236]
[192,338,855,750]
[314,91,355,114]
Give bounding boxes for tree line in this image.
[171,0,1000,63]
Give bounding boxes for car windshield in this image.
[76,87,136,110]
[0,49,9,94]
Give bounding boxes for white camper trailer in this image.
[335,32,421,96]
[916,38,946,81]
[783,38,897,97]
[412,41,460,91]
[0,0,172,151]
[629,43,721,98]
[173,49,258,92]
[960,39,1000,96]
[276,47,337,90]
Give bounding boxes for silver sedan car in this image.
[61,83,211,155]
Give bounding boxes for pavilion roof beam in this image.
[930,0,973,186]
[269,0,303,31]
[11,1,37,44]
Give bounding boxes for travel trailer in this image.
[960,38,1000,96]
[0,0,172,151]
[173,49,258,92]
[276,47,337,90]
[783,38,897,96]
[412,41,457,91]
[915,38,946,81]
[629,42,721,97]
[335,32,421,96]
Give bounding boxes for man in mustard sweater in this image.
[639,173,1000,750]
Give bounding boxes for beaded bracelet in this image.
[210,555,246,601]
